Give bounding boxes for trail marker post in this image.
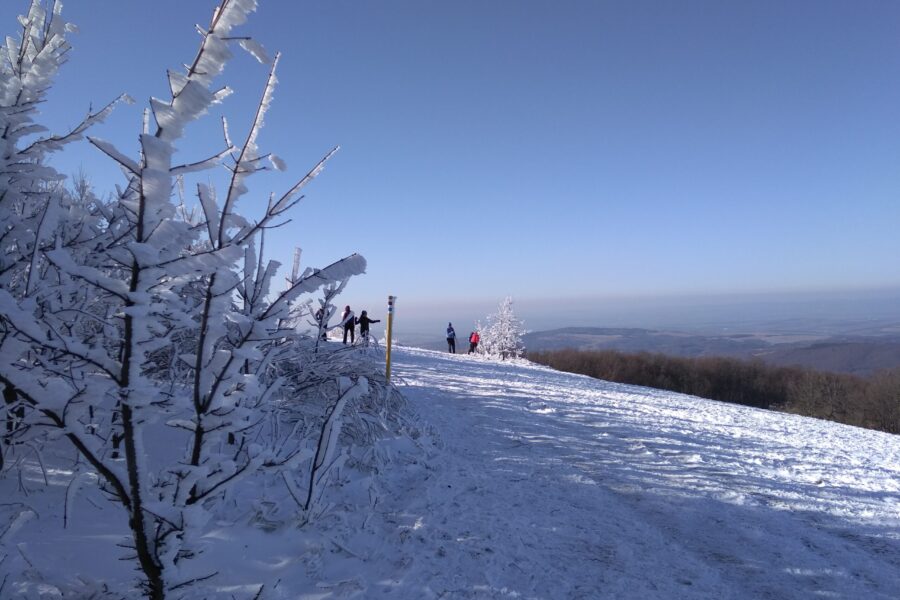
[385,295,395,383]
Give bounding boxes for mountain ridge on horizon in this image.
[522,326,900,376]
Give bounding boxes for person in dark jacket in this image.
[446,323,456,353]
[357,310,380,345]
[339,305,356,344]
[314,307,328,340]
[468,330,480,354]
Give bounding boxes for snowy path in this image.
[371,347,900,599]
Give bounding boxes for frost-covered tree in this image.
[480,296,525,360]
[0,0,127,469]
[311,277,349,349]
[0,0,125,287]
[0,1,381,598]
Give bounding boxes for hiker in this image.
[339,305,356,344]
[446,322,457,353]
[314,307,328,340]
[357,310,380,345]
[468,330,480,354]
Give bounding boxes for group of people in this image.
[313,308,483,354]
[314,305,380,345]
[340,305,381,344]
[446,323,479,354]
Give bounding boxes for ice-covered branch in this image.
[219,52,280,247]
[305,377,369,511]
[269,145,340,216]
[24,94,132,155]
[88,137,140,175]
[263,253,367,321]
[169,146,234,177]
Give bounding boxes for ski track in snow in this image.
[368,347,900,599]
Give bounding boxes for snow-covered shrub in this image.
[0,0,127,470]
[0,1,398,598]
[480,296,526,360]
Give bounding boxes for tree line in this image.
[528,349,900,434]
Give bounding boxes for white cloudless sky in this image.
[3,0,899,338]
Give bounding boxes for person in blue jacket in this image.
[446,322,457,353]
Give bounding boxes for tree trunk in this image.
[121,402,165,600]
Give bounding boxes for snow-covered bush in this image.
[0,1,400,598]
[480,296,525,360]
[0,1,128,462]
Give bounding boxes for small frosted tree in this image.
[0,0,127,469]
[0,1,377,598]
[481,296,525,360]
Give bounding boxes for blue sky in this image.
[4,0,899,336]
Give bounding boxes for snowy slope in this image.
[379,347,900,599]
[2,346,899,598]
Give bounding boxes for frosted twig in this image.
[168,571,218,591]
[16,544,34,568]
[281,471,303,509]
[17,468,28,496]
[24,442,48,486]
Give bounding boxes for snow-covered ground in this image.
[384,347,900,598]
[2,346,899,598]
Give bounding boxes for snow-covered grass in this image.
[2,345,899,598]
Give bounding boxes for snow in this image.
[238,38,271,65]
[386,348,900,598]
[2,346,898,598]
[268,153,287,171]
[87,137,140,174]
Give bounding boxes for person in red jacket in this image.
[468,330,480,354]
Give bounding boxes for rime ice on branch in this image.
[0,1,370,598]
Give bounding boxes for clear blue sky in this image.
[4,0,899,336]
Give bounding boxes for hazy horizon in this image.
[385,286,900,346]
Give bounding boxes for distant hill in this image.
[757,340,900,375]
[523,327,772,356]
[523,327,900,376]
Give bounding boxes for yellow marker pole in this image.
[385,295,396,383]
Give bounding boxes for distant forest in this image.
[528,349,900,434]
